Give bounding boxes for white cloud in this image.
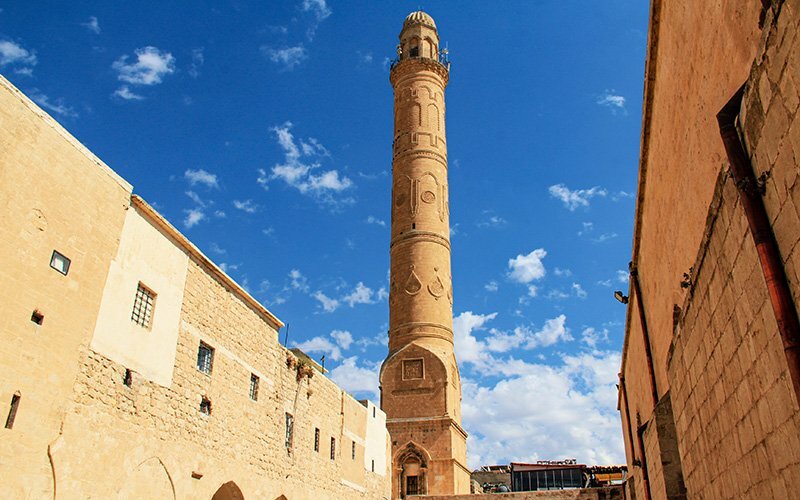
[527,285,538,297]
[330,329,353,350]
[524,315,571,348]
[233,199,258,213]
[572,283,588,299]
[302,0,332,21]
[219,262,239,273]
[343,282,375,307]
[267,122,353,205]
[30,91,77,118]
[376,287,389,301]
[313,290,340,312]
[553,268,572,277]
[113,46,175,85]
[508,248,547,284]
[82,16,100,34]
[185,190,206,207]
[616,269,629,283]
[477,214,508,228]
[184,168,218,189]
[289,269,309,293]
[593,232,618,243]
[294,336,341,361]
[183,208,205,228]
[113,86,144,101]
[366,215,386,227]
[581,327,609,349]
[209,242,226,255]
[450,223,460,237]
[262,45,307,70]
[188,47,204,78]
[549,184,608,211]
[485,281,499,293]
[453,311,498,365]
[578,221,594,236]
[597,90,626,112]
[357,51,373,64]
[329,357,380,400]
[462,350,624,468]
[0,40,37,70]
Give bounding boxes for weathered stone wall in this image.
[53,255,391,499]
[666,3,800,498]
[425,485,623,500]
[0,74,133,498]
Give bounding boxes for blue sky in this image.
[1,1,648,467]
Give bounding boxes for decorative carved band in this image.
[390,230,450,250]
[390,58,449,87]
[393,147,448,166]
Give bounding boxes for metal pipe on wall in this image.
[630,267,660,407]
[717,83,800,406]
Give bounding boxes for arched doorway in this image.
[396,443,429,497]
[212,481,244,500]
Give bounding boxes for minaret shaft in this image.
[380,11,470,497]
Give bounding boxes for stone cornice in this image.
[393,147,448,167]
[390,57,449,87]
[390,230,451,251]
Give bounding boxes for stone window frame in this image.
[131,282,156,329]
[330,437,336,460]
[249,373,259,401]
[196,342,214,375]
[402,358,425,380]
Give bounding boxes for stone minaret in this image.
[380,10,469,498]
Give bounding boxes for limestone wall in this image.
[666,3,800,498]
[0,74,133,498]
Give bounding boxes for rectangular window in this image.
[131,282,156,328]
[352,441,356,460]
[200,396,211,415]
[371,459,375,472]
[285,413,294,449]
[5,393,21,429]
[249,374,259,401]
[314,428,320,452]
[49,250,71,275]
[330,437,336,460]
[196,342,214,374]
[31,310,44,325]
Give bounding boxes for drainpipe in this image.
[630,266,660,407]
[717,83,800,405]
[619,376,638,500]
[636,418,653,500]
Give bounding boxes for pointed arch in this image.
[212,481,244,500]
[394,442,431,497]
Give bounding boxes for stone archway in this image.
[396,443,429,497]
[212,481,244,500]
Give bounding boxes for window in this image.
[197,342,214,374]
[5,392,20,429]
[285,413,294,449]
[407,476,420,495]
[50,250,71,275]
[352,441,356,460]
[200,396,212,415]
[249,374,259,401]
[31,310,44,325]
[372,459,375,472]
[123,368,133,387]
[330,437,336,460]
[131,282,156,328]
[373,407,376,418]
[314,428,320,452]
[409,46,419,57]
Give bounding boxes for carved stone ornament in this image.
[428,267,446,299]
[404,265,423,295]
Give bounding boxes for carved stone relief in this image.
[404,265,423,295]
[428,267,446,299]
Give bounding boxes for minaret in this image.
[380,11,469,497]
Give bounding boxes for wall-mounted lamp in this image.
[614,291,629,304]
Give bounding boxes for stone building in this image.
[380,10,470,498]
[0,74,391,499]
[618,1,800,499]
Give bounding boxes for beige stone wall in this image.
[0,74,391,498]
[0,74,132,498]
[666,3,800,498]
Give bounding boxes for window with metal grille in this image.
[197,342,214,374]
[249,374,259,401]
[314,428,320,452]
[352,441,356,460]
[330,437,336,460]
[131,282,156,328]
[285,413,294,450]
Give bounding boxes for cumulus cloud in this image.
[485,281,499,293]
[597,90,626,113]
[294,329,352,363]
[266,121,353,206]
[113,46,175,85]
[572,283,588,299]
[262,45,307,71]
[329,357,380,400]
[549,184,608,211]
[289,269,309,293]
[330,329,353,350]
[233,199,258,213]
[366,215,386,227]
[302,0,332,21]
[30,91,77,118]
[343,282,375,307]
[581,327,609,349]
[113,86,144,101]
[0,39,37,74]
[616,269,629,283]
[184,168,218,189]
[312,290,339,312]
[508,249,547,284]
[82,16,100,34]
[183,208,205,228]
[462,350,624,468]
